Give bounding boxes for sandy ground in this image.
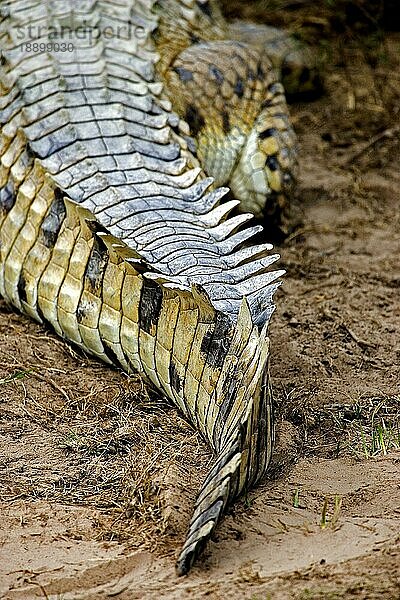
[1,2,399,599]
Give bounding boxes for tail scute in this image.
[176,333,274,575]
[176,446,241,576]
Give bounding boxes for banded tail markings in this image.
[17,191,67,322]
[4,176,52,309]
[175,301,274,574]
[211,325,267,455]
[119,263,144,375]
[139,277,164,335]
[184,320,213,422]
[40,188,66,249]
[37,198,84,337]
[99,252,130,371]
[176,438,243,576]
[0,161,47,307]
[199,298,256,449]
[75,229,110,359]
[219,322,271,452]
[170,289,202,417]
[55,202,96,347]
[154,286,182,399]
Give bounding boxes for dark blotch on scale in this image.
[267,82,282,96]
[222,110,230,134]
[84,233,108,295]
[209,64,224,86]
[212,365,241,449]
[201,312,232,369]
[138,278,163,335]
[299,66,311,85]
[247,67,256,81]
[234,77,244,98]
[185,104,205,136]
[281,65,292,81]
[40,188,66,248]
[189,31,200,44]
[196,0,212,18]
[174,66,194,82]
[259,127,277,140]
[169,360,182,394]
[266,155,279,171]
[102,341,121,367]
[0,181,16,214]
[17,271,27,303]
[76,304,86,324]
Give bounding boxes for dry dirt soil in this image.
[1,2,399,599]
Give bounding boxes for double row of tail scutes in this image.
[176,297,275,575]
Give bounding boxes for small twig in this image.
[29,371,71,403]
[341,323,376,349]
[343,126,400,166]
[285,225,320,243]
[0,361,70,403]
[29,581,50,600]
[107,584,131,597]
[299,281,341,296]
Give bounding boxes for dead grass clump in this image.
[279,391,400,460]
[0,304,210,553]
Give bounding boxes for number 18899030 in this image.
[20,42,74,53]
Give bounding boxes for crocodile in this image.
[0,0,315,575]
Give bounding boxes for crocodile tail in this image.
[176,302,274,575]
[175,440,242,576]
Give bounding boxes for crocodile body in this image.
[0,0,296,574]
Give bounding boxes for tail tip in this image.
[175,549,195,577]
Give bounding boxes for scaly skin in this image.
[0,0,312,575]
[156,0,298,229]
